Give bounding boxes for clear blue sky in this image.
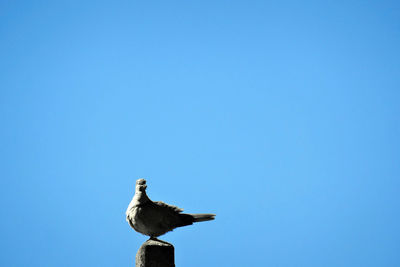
[1,1,399,266]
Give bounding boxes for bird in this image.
[126,178,215,239]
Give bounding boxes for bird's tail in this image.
[190,213,216,222]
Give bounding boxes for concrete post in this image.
[136,239,175,267]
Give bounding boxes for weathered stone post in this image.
[136,239,175,267]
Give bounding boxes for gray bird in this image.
[126,178,215,239]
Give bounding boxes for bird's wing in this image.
[152,201,194,229]
[153,201,184,213]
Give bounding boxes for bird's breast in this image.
[130,206,152,235]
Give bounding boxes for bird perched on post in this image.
[126,179,215,239]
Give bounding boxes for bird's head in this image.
[135,178,147,192]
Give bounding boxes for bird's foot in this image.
[148,237,171,245]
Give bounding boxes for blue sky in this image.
[1,1,399,266]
